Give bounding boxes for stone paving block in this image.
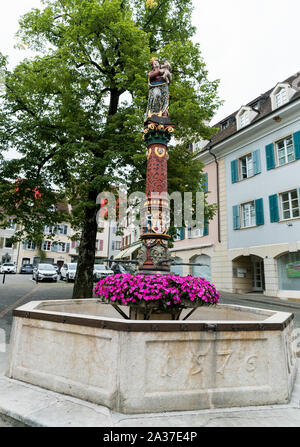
[27,399,113,427]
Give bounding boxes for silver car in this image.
[93,264,114,282]
[32,264,58,282]
[60,263,77,282]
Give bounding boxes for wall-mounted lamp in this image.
[273,116,281,123]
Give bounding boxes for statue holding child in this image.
[146,58,172,119]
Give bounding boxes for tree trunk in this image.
[72,190,98,298]
[73,89,120,299]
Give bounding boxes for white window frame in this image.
[5,219,15,230]
[275,87,287,108]
[114,241,121,250]
[239,153,254,179]
[26,240,35,250]
[241,201,256,228]
[270,83,296,111]
[239,110,249,129]
[42,240,52,251]
[56,243,66,253]
[275,136,295,166]
[279,189,300,221]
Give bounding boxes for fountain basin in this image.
[6,299,297,414]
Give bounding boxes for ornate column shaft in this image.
[136,116,174,274]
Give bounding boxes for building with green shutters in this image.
[194,71,300,299]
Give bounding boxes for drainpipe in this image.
[208,146,221,243]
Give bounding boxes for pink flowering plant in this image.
[93,273,220,309]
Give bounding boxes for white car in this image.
[93,264,114,282]
[0,263,17,274]
[60,263,77,282]
[32,264,58,282]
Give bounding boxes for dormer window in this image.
[236,106,258,131]
[221,120,229,130]
[239,110,249,128]
[270,83,296,111]
[275,87,287,108]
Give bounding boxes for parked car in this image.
[60,263,77,282]
[20,264,34,274]
[32,264,58,282]
[1,263,17,274]
[93,264,114,282]
[111,263,129,274]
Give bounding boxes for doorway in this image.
[252,257,265,292]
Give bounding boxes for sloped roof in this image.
[206,72,300,148]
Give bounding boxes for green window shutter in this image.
[233,205,240,230]
[293,131,300,160]
[252,150,261,175]
[64,225,68,235]
[66,243,70,253]
[269,194,279,223]
[180,228,185,240]
[265,143,275,170]
[231,160,238,183]
[203,173,208,192]
[255,198,264,226]
[203,218,209,236]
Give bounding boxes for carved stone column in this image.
[137,115,174,274]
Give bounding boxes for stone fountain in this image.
[5,58,298,416]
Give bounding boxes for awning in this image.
[113,243,142,260]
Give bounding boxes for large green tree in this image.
[0,0,221,297]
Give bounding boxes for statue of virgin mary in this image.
[145,58,171,119]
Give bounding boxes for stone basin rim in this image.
[12,300,294,332]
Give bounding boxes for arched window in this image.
[277,251,300,291]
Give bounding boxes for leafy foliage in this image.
[0,0,221,295]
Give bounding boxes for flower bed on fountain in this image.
[93,273,221,320]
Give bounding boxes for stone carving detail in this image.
[245,355,258,372]
[161,355,176,378]
[216,351,233,376]
[149,244,169,268]
[136,245,148,268]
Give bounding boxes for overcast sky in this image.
[1,0,300,125]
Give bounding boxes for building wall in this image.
[226,118,300,250]
[170,159,233,292]
[0,224,19,265]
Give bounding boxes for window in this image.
[276,136,294,166]
[26,240,36,250]
[221,121,229,130]
[56,243,66,253]
[114,241,121,250]
[42,240,52,251]
[280,190,300,220]
[239,154,254,179]
[4,238,13,248]
[239,110,249,128]
[275,87,287,108]
[56,225,68,235]
[241,202,256,228]
[6,219,15,230]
